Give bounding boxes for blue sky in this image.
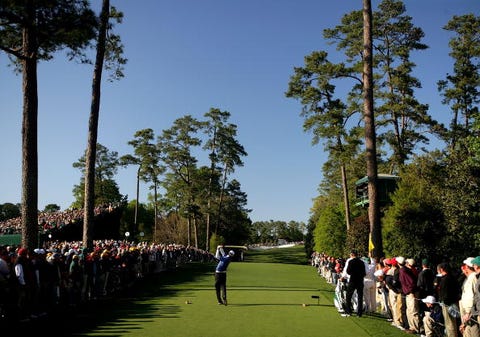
[0,0,478,224]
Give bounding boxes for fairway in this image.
[28,247,407,337]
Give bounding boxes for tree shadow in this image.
[14,262,215,335]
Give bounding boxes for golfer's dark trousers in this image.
[345,281,364,316]
[215,272,227,303]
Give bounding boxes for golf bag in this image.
[334,279,348,312]
[333,279,364,313]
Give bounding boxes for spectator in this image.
[437,262,461,337]
[0,246,14,319]
[399,258,421,334]
[68,254,83,306]
[459,257,479,337]
[469,256,480,334]
[418,258,435,299]
[14,247,35,320]
[31,248,48,316]
[363,256,377,314]
[327,256,336,284]
[375,259,392,320]
[333,258,343,285]
[422,295,444,337]
[385,257,404,330]
[99,249,112,296]
[0,246,10,281]
[395,256,408,330]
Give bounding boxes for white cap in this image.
[228,250,235,256]
[422,296,436,304]
[463,257,474,267]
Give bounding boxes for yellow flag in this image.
[368,233,375,253]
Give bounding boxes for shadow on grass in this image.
[15,262,216,336]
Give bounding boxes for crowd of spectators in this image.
[0,204,118,235]
[312,251,480,337]
[0,239,214,323]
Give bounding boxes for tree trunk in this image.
[186,216,191,246]
[134,165,140,237]
[214,162,228,234]
[21,2,39,250]
[451,109,458,150]
[363,0,382,259]
[193,216,198,248]
[83,0,109,250]
[205,130,217,252]
[340,164,351,231]
[153,181,158,242]
[205,205,211,250]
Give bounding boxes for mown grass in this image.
[19,246,407,337]
[244,246,309,264]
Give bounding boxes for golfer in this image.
[214,245,235,305]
